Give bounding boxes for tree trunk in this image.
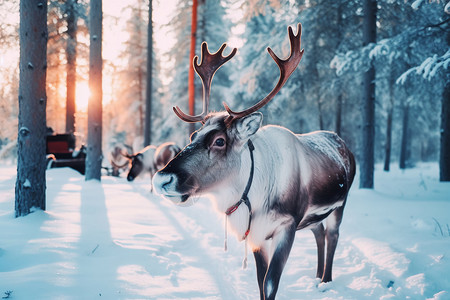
[360,0,377,189]
[439,28,450,181]
[440,80,450,181]
[383,107,393,171]
[384,70,395,172]
[335,93,342,136]
[188,0,198,135]
[65,0,77,133]
[335,4,343,137]
[399,101,410,169]
[15,0,48,217]
[144,0,153,147]
[136,3,144,141]
[318,98,324,130]
[85,0,103,181]
[138,61,144,138]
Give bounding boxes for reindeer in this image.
[124,142,180,182]
[152,23,356,300]
[109,144,133,176]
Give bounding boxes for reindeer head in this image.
[153,23,304,205]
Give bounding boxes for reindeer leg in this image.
[311,222,325,279]
[253,247,268,300]
[263,221,296,300]
[322,205,345,282]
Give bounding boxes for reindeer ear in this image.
[235,112,263,140]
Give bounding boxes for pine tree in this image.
[15,0,48,217]
[65,0,78,133]
[360,0,377,189]
[85,0,103,180]
[144,0,153,146]
[439,28,450,181]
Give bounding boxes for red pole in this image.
[188,0,198,134]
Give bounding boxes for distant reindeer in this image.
[109,144,133,176]
[152,23,356,300]
[124,142,180,182]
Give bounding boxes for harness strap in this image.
[225,139,255,240]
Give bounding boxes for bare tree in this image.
[360,0,377,189]
[15,0,48,217]
[85,0,103,180]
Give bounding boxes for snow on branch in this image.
[330,44,375,76]
[397,49,450,84]
[412,0,450,14]
[411,0,426,10]
[330,38,400,76]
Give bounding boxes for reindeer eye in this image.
[214,138,225,147]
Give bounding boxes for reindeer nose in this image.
[152,172,175,195]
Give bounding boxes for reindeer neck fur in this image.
[208,124,309,248]
[206,122,355,249]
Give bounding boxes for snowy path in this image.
[1,164,450,299]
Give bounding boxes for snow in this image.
[1,163,450,299]
[411,0,425,10]
[22,179,31,188]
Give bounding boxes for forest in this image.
[0,1,450,299]
[0,0,449,215]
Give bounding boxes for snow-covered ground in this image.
[0,163,449,299]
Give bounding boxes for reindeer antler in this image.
[223,23,304,126]
[173,42,237,123]
[173,23,304,126]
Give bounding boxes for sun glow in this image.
[76,81,91,112]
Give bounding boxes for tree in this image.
[0,1,19,147]
[15,0,48,217]
[393,2,449,178]
[439,27,450,181]
[187,0,198,135]
[85,0,103,181]
[144,0,153,146]
[163,0,231,143]
[46,0,88,134]
[360,0,377,189]
[441,79,450,181]
[46,1,67,133]
[383,68,394,171]
[399,99,410,169]
[65,0,78,133]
